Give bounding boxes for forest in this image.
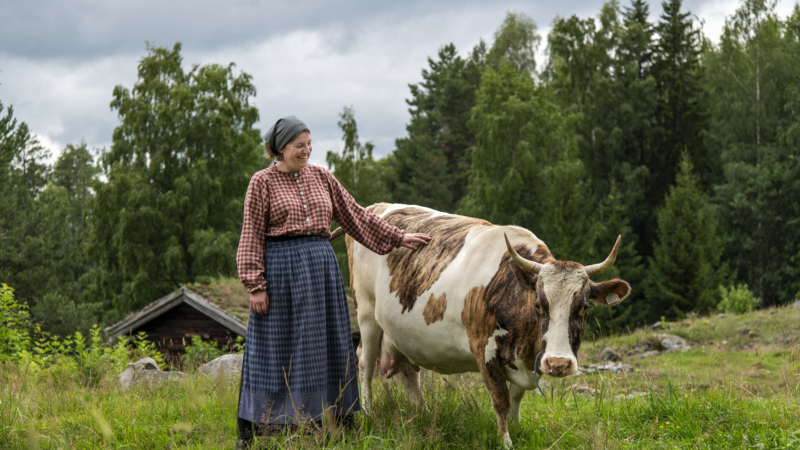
[2,0,799,336]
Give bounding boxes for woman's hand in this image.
[400,232,432,250]
[250,290,269,316]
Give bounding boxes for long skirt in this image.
[237,236,360,424]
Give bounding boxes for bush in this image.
[0,283,37,357]
[717,284,759,314]
[2,282,164,383]
[182,336,225,370]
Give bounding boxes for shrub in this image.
[182,336,225,370]
[0,283,37,357]
[717,284,759,314]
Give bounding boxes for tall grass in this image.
[2,306,800,449]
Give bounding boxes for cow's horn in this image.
[503,233,543,274]
[585,235,622,277]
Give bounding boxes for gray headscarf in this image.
[264,115,309,153]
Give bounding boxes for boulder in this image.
[644,334,690,353]
[198,354,243,378]
[600,347,621,362]
[793,300,800,309]
[579,361,633,374]
[119,357,187,390]
[651,321,663,330]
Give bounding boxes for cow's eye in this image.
[534,301,544,314]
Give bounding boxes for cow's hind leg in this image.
[508,383,526,427]
[393,361,426,410]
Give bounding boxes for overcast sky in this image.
[1,0,797,168]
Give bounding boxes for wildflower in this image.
[659,425,663,429]
[666,422,670,424]
[684,394,688,397]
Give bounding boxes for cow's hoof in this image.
[502,432,513,448]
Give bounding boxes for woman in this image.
[235,115,430,446]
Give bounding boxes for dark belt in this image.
[265,235,310,243]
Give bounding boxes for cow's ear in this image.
[589,279,631,306]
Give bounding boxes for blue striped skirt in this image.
[237,236,360,424]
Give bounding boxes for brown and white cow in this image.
[335,204,630,448]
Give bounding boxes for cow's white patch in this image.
[606,293,621,305]
[539,264,586,373]
[484,328,509,363]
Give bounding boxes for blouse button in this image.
[294,173,298,177]
[299,191,303,195]
[295,179,300,183]
[303,205,307,209]
[306,218,310,222]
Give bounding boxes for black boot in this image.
[237,417,253,449]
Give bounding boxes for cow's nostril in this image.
[545,357,572,374]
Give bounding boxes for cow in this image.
[332,203,631,448]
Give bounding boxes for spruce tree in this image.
[651,0,707,201]
[387,43,484,212]
[647,155,722,317]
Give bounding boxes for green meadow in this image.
[2,305,799,449]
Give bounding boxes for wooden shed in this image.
[104,281,360,361]
[104,287,247,361]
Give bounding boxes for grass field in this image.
[2,306,799,449]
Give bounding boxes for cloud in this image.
[2,0,797,168]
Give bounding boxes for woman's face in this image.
[279,131,312,172]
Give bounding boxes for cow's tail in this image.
[329,227,346,242]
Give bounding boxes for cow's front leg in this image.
[357,306,383,412]
[476,359,513,448]
[508,382,526,427]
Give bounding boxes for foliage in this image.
[717,283,759,314]
[387,42,485,213]
[182,336,225,370]
[647,155,724,318]
[326,106,388,207]
[588,183,649,332]
[460,64,553,228]
[87,43,265,321]
[2,283,163,383]
[486,12,541,73]
[0,284,36,358]
[0,101,52,306]
[706,2,800,307]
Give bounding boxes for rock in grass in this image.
[198,354,243,378]
[644,334,690,353]
[793,300,800,309]
[600,347,621,362]
[118,357,187,390]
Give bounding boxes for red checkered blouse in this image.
[236,163,405,293]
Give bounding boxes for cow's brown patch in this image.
[422,293,447,325]
[462,285,511,438]
[461,285,493,357]
[383,207,491,313]
[485,245,543,371]
[345,233,357,309]
[568,290,590,355]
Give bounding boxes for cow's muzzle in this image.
[543,357,573,376]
